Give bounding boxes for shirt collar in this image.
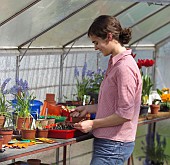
[109,49,132,66]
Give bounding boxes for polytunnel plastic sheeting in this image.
[0,0,35,23]
[139,24,170,45]
[67,2,168,48]
[117,2,165,27]
[129,7,170,46]
[0,0,169,49]
[0,0,92,48]
[26,1,136,48]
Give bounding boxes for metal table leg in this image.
[63,146,67,165]
[56,148,59,165]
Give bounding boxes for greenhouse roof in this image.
[0,0,170,50]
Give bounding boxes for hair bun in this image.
[119,28,132,44]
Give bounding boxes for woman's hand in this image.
[74,120,93,133]
[70,106,88,117]
[70,104,98,117]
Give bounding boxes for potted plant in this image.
[86,68,105,104]
[157,88,170,112]
[138,132,170,165]
[35,120,49,138]
[150,99,161,114]
[0,78,13,144]
[74,62,105,104]
[8,78,36,131]
[0,78,12,128]
[136,59,155,116]
[74,62,90,103]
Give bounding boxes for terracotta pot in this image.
[150,104,160,114]
[47,104,62,116]
[27,159,41,165]
[36,129,48,138]
[0,116,5,128]
[47,118,55,125]
[14,161,26,165]
[36,119,49,129]
[0,136,4,150]
[21,129,36,140]
[46,93,55,102]
[44,100,56,105]
[0,129,13,144]
[16,117,32,130]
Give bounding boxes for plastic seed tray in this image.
[48,129,76,139]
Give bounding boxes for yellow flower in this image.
[161,94,170,102]
[162,88,169,91]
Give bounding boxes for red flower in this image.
[137,59,155,69]
[143,59,155,67]
[137,61,142,69]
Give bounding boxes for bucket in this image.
[11,99,43,120]
[30,100,43,119]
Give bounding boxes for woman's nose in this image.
[94,46,98,50]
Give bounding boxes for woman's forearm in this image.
[85,104,98,114]
[92,113,129,129]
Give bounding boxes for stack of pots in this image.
[45,93,56,105]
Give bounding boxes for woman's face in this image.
[90,35,115,56]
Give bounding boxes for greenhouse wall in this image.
[0,48,156,103]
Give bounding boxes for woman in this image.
[71,15,142,164]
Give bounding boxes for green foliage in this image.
[142,75,153,104]
[76,77,90,102]
[0,78,11,118]
[0,92,10,117]
[157,88,163,96]
[138,133,170,164]
[7,78,36,118]
[160,102,170,109]
[152,99,161,105]
[74,62,105,102]
[86,72,104,94]
[9,92,36,118]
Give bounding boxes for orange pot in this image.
[46,93,55,102]
[150,104,160,114]
[27,159,41,165]
[0,130,13,144]
[36,129,48,138]
[47,118,55,125]
[47,104,62,116]
[36,119,48,129]
[21,129,36,140]
[0,116,5,128]
[16,117,32,130]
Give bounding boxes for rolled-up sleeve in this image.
[115,65,137,119]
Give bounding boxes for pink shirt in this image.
[93,49,142,142]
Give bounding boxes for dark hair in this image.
[88,15,132,45]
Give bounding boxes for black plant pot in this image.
[160,105,169,112]
[144,160,164,165]
[151,161,164,165]
[140,105,149,116]
[87,92,99,104]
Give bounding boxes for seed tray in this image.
[48,129,84,139]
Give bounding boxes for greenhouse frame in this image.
[0,0,170,164]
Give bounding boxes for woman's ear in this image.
[107,32,113,41]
